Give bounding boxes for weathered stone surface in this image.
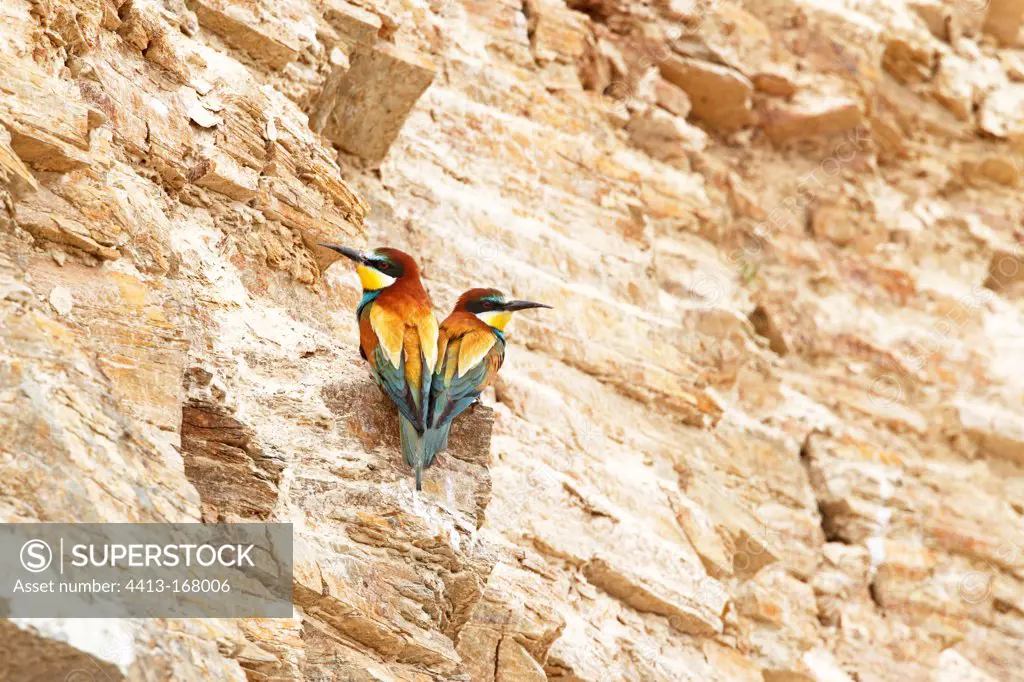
[909,0,950,40]
[754,71,798,97]
[762,93,864,143]
[764,648,855,682]
[582,555,725,635]
[883,33,937,85]
[979,84,1024,137]
[455,560,563,682]
[317,43,435,162]
[954,399,1024,464]
[985,248,1024,293]
[654,78,692,118]
[626,108,707,165]
[964,154,1021,187]
[188,148,260,201]
[932,54,978,122]
[3,0,1024,680]
[0,125,37,198]
[526,0,590,65]
[0,620,126,682]
[190,0,304,68]
[672,484,782,580]
[936,649,1000,682]
[0,252,199,524]
[321,0,382,53]
[0,56,92,171]
[20,259,188,433]
[659,56,756,131]
[984,0,1024,45]
[528,513,729,636]
[749,303,789,356]
[180,404,279,520]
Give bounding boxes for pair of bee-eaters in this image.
[320,244,550,491]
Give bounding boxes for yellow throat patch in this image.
[477,310,513,331]
[357,264,396,291]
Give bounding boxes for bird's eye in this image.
[375,261,391,272]
[482,300,495,310]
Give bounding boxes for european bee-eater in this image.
[319,244,439,490]
[425,289,550,471]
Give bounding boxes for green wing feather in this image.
[431,353,490,427]
[372,339,435,490]
[424,332,503,468]
[372,345,422,429]
[361,301,436,491]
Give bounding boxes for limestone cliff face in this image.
[2,0,1024,680]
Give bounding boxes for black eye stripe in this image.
[467,298,503,313]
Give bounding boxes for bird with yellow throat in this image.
[320,244,438,490]
[424,288,550,471]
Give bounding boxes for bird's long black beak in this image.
[504,300,552,312]
[318,243,366,264]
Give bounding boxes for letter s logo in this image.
[20,539,53,573]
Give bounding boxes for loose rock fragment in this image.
[48,285,73,316]
[0,125,38,197]
[984,248,1024,293]
[932,54,976,121]
[318,43,435,162]
[762,94,864,143]
[979,84,1024,138]
[654,78,692,117]
[749,304,789,356]
[322,0,382,52]
[964,155,1020,187]
[187,101,223,129]
[190,155,259,201]
[909,0,950,40]
[659,56,756,132]
[753,71,797,97]
[190,0,303,69]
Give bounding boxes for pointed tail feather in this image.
[399,415,425,490]
[422,423,452,471]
